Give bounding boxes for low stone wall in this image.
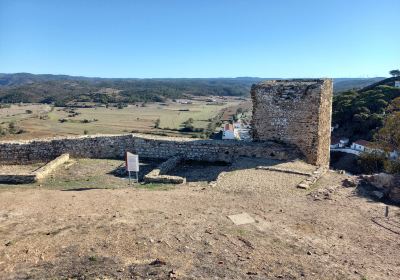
[0,153,70,184]
[34,153,70,181]
[297,167,328,189]
[144,156,185,184]
[0,134,133,164]
[0,134,301,165]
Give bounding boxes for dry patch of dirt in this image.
[0,163,45,175]
[0,158,399,279]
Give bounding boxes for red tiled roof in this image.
[353,140,372,147]
[224,124,234,131]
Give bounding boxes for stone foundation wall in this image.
[0,153,70,184]
[251,79,333,166]
[0,133,301,165]
[144,156,185,184]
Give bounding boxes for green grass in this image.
[1,100,240,139]
[0,159,178,192]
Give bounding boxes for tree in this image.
[154,118,160,128]
[8,122,17,134]
[374,111,400,149]
[389,69,400,77]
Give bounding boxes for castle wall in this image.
[0,133,301,164]
[251,79,333,166]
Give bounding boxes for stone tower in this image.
[251,79,333,167]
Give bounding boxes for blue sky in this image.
[0,0,399,78]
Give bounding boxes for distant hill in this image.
[359,76,399,92]
[0,73,385,104]
[0,74,268,104]
[332,77,386,93]
[332,76,400,142]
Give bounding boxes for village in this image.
[330,127,399,160]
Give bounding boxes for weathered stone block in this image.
[251,79,333,166]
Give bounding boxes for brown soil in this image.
[0,158,399,279]
[0,163,45,175]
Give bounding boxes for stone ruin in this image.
[251,79,333,167]
[0,79,333,183]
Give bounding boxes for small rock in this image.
[297,183,309,189]
[342,178,357,188]
[149,258,166,266]
[307,251,312,255]
[169,269,177,279]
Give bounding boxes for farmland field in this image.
[0,98,248,140]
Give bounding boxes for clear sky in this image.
[0,0,399,78]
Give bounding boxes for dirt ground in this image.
[0,163,44,175]
[0,158,399,280]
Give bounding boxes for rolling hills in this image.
[0,73,385,104]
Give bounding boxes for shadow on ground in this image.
[169,157,296,183]
[106,157,311,184]
[353,179,400,207]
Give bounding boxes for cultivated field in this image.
[0,158,399,279]
[0,98,247,140]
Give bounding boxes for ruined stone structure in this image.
[0,80,333,169]
[251,79,333,167]
[0,134,300,165]
[0,153,70,184]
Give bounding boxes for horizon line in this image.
[0,72,388,80]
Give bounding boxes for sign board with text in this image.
[125,152,139,172]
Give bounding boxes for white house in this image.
[330,137,349,149]
[222,124,238,140]
[339,138,349,147]
[389,150,399,160]
[351,140,371,152]
[395,81,400,88]
[351,140,385,154]
[233,121,241,129]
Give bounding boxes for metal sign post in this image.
[125,152,139,185]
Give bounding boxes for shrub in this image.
[358,152,386,174]
[154,118,160,128]
[384,160,400,174]
[0,126,6,136]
